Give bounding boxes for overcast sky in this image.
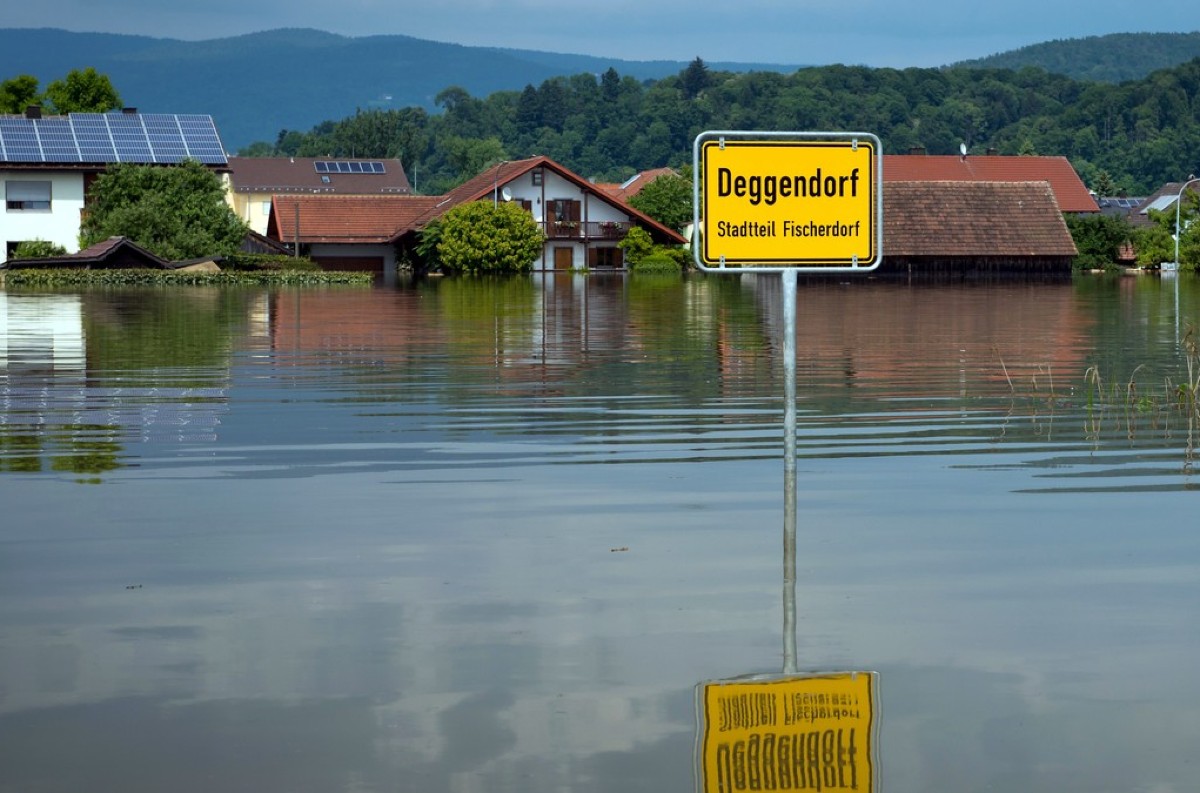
[2,1,1196,67]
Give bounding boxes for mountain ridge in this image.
[0,27,798,148]
[3,28,1200,149]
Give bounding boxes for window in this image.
[6,181,51,211]
[531,170,543,187]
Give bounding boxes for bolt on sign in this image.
[695,672,878,793]
[694,132,882,272]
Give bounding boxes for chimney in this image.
[986,147,998,156]
[25,105,42,119]
[122,107,138,114]
[908,145,926,155]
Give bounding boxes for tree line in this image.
[240,57,1200,198]
[0,68,122,115]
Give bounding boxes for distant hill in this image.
[0,28,797,150]
[7,28,1199,152]
[955,31,1200,82]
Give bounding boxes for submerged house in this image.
[266,156,686,274]
[268,194,441,273]
[0,107,228,264]
[881,181,1077,273]
[225,156,412,235]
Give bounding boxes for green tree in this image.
[628,172,693,232]
[81,160,248,260]
[1132,222,1175,268]
[1065,213,1131,269]
[435,201,543,274]
[442,136,507,184]
[680,57,712,100]
[0,75,41,114]
[1092,169,1118,196]
[42,67,121,114]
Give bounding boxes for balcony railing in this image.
[544,220,630,240]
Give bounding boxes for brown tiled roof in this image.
[883,155,1099,213]
[227,157,411,195]
[884,181,1077,257]
[2,237,170,269]
[269,194,441,244]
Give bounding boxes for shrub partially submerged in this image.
[221,253,320,271]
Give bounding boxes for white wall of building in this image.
[1,172,86,262]
[500,168,629,225]
[500,166,631,270]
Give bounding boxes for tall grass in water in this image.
[1075,325,1200,469]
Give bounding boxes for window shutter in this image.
[6,181,51,202]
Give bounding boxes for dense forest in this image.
[241,57,1200,198]
[957,32,1200,83]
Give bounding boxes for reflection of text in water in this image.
[714,729,860,792]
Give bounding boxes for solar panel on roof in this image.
[0,112,226,166]
[35,118,79,162]
[313,160,387,174]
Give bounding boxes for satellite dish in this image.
[959,142,968,157]
[501,187,513,202]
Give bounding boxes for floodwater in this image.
[1,272,1199,792]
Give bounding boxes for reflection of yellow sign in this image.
[699,138,878,268]
[697,672,877,793]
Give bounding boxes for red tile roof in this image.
[269,195,441,244]
[265,157,689,247]
[227,157,412,195]
[884,181,1077,257]
[602,168,679,202]
[883,155,1099,213]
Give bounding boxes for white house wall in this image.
[501,169,628,225]
[1,172,85,262]
[500,167,630,271]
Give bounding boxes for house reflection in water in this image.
[0,292,229,476]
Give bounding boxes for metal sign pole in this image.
[781,269,799,675]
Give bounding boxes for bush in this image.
[631,253,682,274]
[618,227,655,267]
[619,226,691,272]
[435,201,543,274]
[222,253,320,271]
[11,239,68,259]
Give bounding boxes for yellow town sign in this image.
[696,134,881,270]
